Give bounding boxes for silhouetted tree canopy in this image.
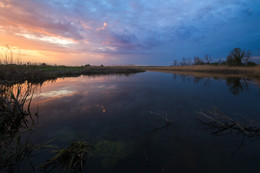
[226,48,245,66]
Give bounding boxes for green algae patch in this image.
[94,140,137,169]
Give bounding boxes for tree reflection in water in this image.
[172,73,252,95]
[226,77,249,95]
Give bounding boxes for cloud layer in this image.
[0,0,260,65]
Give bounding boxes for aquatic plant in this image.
[0,135,35,170]
[40,140,93,172]
[94,140,137,169]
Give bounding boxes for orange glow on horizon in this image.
[0,24,111,65]
[0,1,112,66]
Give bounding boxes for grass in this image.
[0,64,145,84]
[142,65,260,78]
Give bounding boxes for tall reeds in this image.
[0,45,23,65]
[0,83,37,169]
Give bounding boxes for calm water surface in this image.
[6,72,260,172]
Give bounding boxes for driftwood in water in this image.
[144,112,172,135]
[197,107,260,137]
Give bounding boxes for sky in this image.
[0,0,260,65]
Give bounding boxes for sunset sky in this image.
[0,0,260,65]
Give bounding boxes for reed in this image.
[0,84,37,170]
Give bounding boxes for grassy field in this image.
[2,64,260,84]
[0,64,145,84]
[142,65,260,78]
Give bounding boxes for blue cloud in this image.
[1,0,260,65]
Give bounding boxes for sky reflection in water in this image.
[22,72,260,172]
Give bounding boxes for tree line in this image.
[172,48,259,66]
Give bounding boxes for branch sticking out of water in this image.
[144,112,172,135]
[197,107,260,137]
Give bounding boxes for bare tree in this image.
[188,57,192,65]
[243,50,251,66]
[173,60,178,66]
[180,57,187,66]
[204,54,212,64]
[226,48,245,66]
[194,56,204,65]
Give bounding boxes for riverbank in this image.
[0,65,145,84]
[142,65,260,78]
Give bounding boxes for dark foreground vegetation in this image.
[0,64,145,84]
[0,83,94,172]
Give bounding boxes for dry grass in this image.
[142,65,260,78]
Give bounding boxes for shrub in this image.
[247,61,257,66]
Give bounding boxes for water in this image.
[2,71,260,173]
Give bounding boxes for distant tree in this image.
[85,64,91,67]
[41,63,47,66]
[173,60,178,66]
[218,59,225,65]
[204,54,212,64]
[226,48,245,66]
[180,57,187,66]
[187,57,192,65]
[193,56,205,65]
[243,50,251,66]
